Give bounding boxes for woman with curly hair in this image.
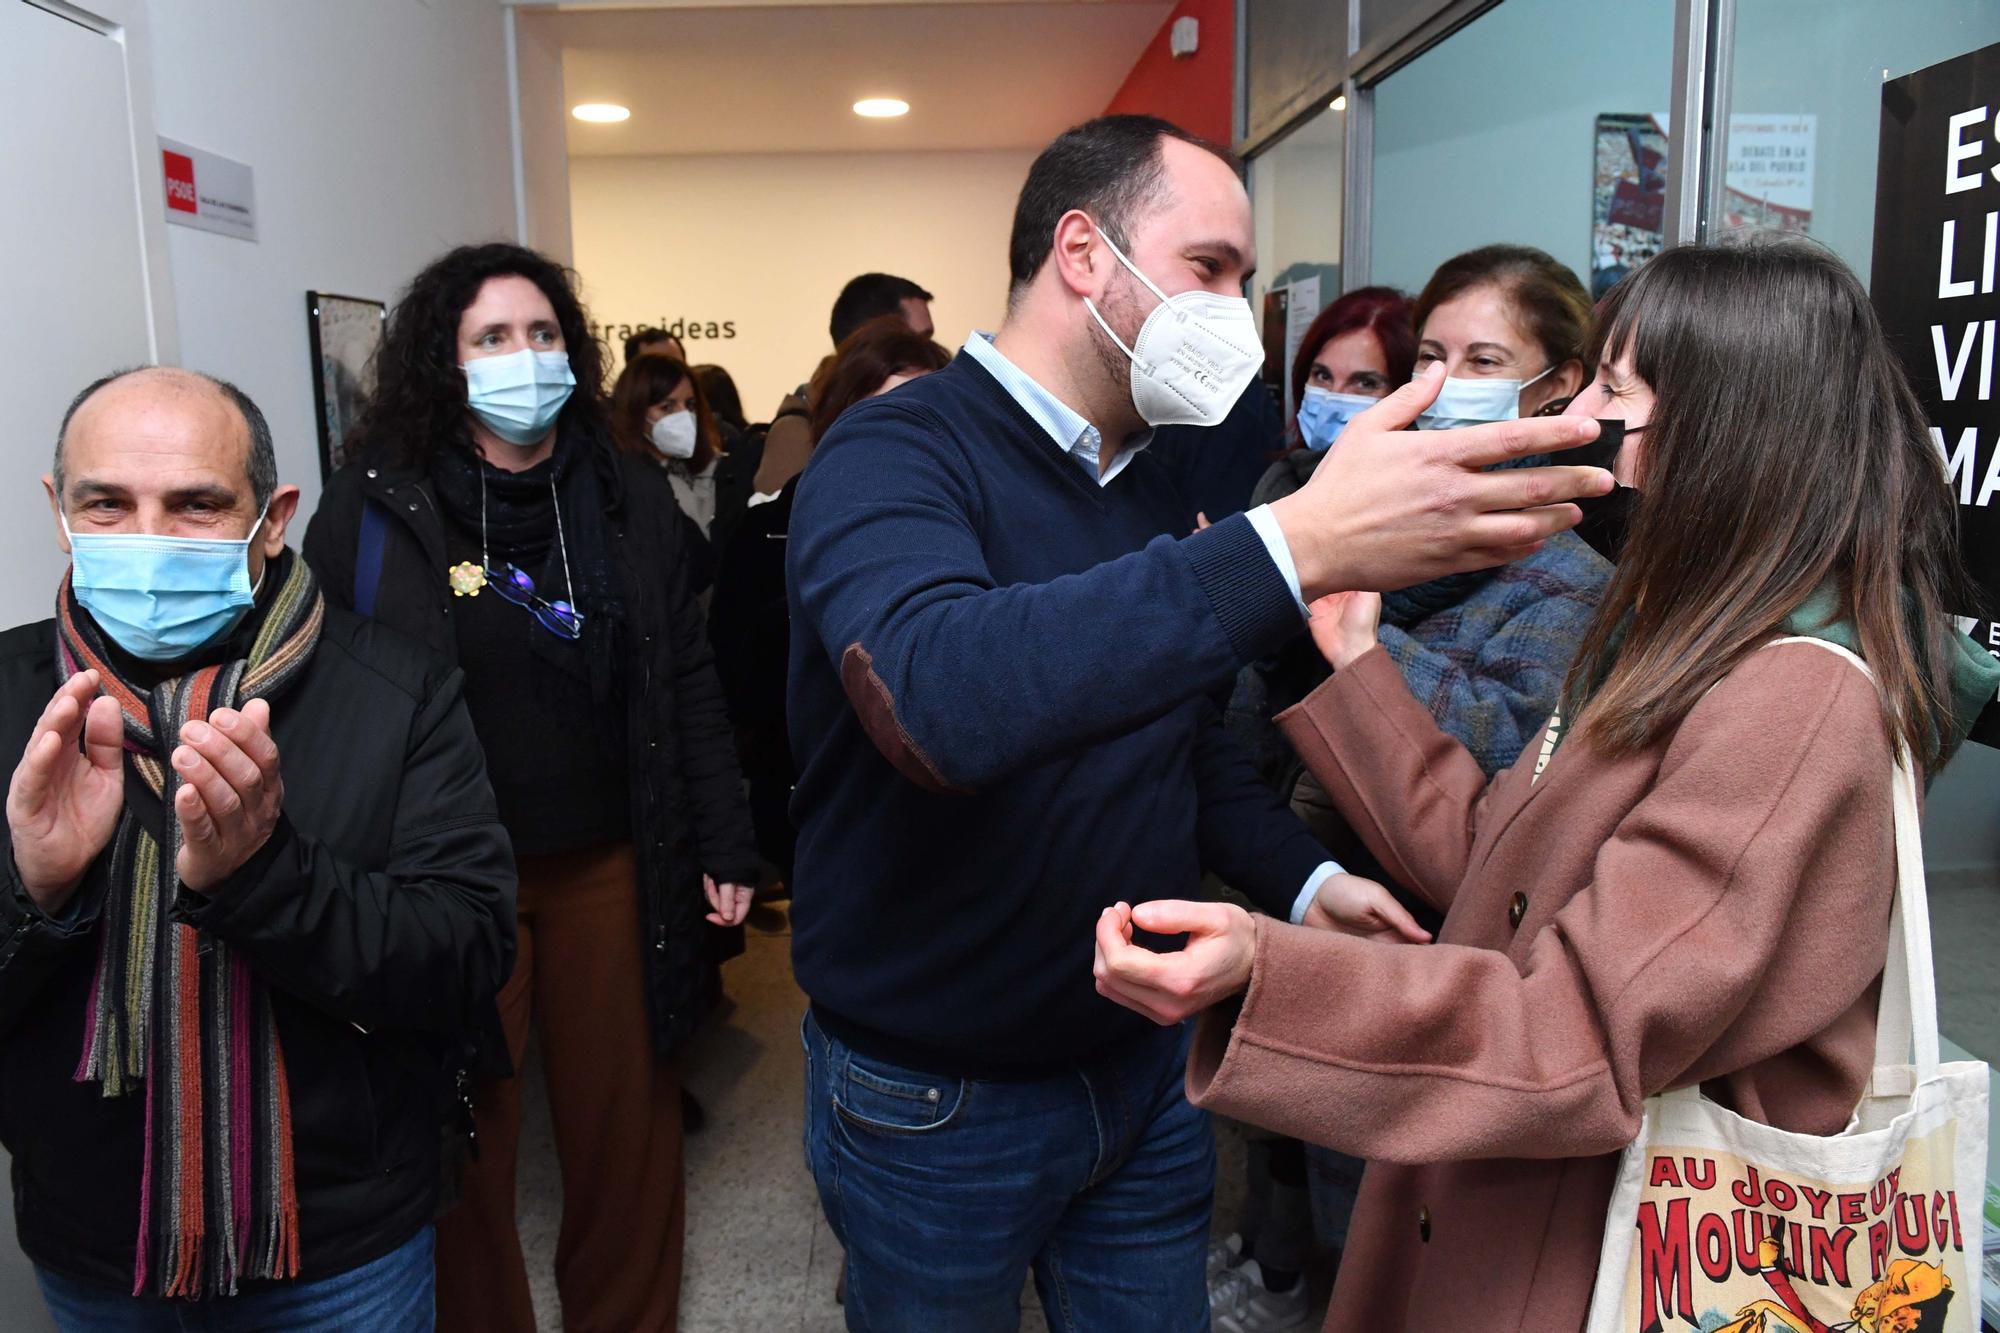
[301,242,759,1333]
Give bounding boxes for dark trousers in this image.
[435,843,685,1333]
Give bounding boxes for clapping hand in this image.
[170,700,284,893]
[6,671,124,913]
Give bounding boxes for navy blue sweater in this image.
[786,351,1328,1072]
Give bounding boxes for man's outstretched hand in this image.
[1268,362,1611,600]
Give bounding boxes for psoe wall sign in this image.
[159,137,257,242]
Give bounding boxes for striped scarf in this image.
[55,551,325,1299]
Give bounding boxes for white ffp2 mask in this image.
[1083,223,1262,429]
[650,410,698,460]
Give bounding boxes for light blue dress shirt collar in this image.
[962,332,1153,487]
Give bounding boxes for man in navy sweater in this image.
[787,116,1609,1330]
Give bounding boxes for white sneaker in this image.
[1209,1259,1310,1333]
[1206,1232,1244,1279]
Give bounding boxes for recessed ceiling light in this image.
[853,98,910,119]
[572,103,631,124]
[1330,94,1348,112]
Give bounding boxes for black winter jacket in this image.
[302,441,760,1062]
[0,599,516,1288]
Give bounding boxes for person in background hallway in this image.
[709,316,950,893]
[4,368,513,1331]
[830,271,935,346]
[785,113,1611,1331]
[754,271,935,499]
[303,242,760,1333]
[1095,235,2000,1331]
[1250,286,1416,508]
[608,352,752,542]
[692,363,750,436]
[625,326,687,366]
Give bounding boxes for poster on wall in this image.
[306,293,386,480]
[1592,114,1670,298]
[1872,42,2000,749]
[1591,113,1817,298]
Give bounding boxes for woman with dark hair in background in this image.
[1371,244,1609,774]
[608,352,743,540]
[301,242,759,1333]
[1251,285,1418,506]
[708,315,950,892]
[1099,234,1999,1330]
[691,363,749,436]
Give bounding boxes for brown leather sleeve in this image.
[840,643,967,795]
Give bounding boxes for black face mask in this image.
[1571,418,1644,564]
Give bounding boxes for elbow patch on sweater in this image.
[841,643,966,795]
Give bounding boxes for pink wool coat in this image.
[1188,641,1897,1330]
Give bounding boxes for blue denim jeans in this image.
[803,1013,1213,1332]
[34,1225,434,1332]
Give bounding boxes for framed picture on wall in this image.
[306,292,386,479]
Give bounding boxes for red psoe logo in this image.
[163,150,197,214]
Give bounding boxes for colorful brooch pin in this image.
[448,561,488,597]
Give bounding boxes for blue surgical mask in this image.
[65,507,268,662]
[463,348,576,446]
[1296,386,1378,453]
[1417,363,1555,430]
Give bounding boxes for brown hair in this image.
[609,354,720,471]
[1291,286,1417,412]
[809,316,952,443]
[1413,244,1591,376]
[1565,235,1977,773]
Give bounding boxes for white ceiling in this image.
[542,1,1175,157]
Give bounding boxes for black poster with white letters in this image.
[1873,41,2000,746]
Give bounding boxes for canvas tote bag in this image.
[1585,638,1990,1333]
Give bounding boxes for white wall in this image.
[569,150,1036,416]
[148,0,521,518]
[516,6,575,266]
[1251,107,1345,380]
